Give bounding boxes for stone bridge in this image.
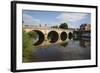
[24,27,74,46]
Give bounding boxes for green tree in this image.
[59,23,68,29]
[23,30,33,61]
[28,31,37,38]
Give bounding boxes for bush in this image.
[23,31,33,59]
[28,31,37,38]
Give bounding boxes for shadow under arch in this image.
[68,32,73,39]
[47,31,59,43]
[32,30,45,46]
[60,31,67,41]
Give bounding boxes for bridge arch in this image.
[68,32,73,39]
[32,30,45,46]
[47,31,59,43]
[60,31,67,41]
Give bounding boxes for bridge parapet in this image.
[24,27,74,32]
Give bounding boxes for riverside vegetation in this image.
[23,30,37,62]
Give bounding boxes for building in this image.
[80,24,91,31]
[85,24,91,31]
[80,24,91,38]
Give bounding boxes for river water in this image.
[25,38,91,62]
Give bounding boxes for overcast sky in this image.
[22,10,91,28]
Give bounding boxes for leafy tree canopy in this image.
[59,23,68,29]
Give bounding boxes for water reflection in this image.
[34,45,64,61]
[24,37,91,63]
[60,42,68,47]
[79,39,90,48]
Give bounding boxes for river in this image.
[24,37,91,63]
